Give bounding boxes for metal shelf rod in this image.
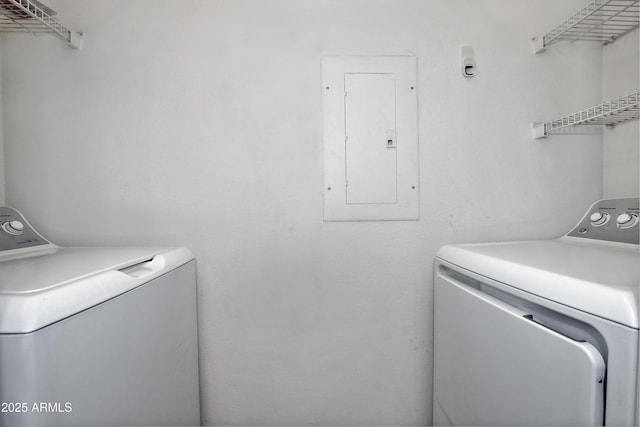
[533,92,640,138]
[533,0,639,53]
[0,0,82,49]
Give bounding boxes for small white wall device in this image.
[461,46,475,77]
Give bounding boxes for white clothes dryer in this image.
[0,207,200,426]
[433,198,639,426]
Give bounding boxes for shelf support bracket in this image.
[532,123,547,139]
[531,37,546,54]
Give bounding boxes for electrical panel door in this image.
[344,73,397,205]
[322,56,419,221]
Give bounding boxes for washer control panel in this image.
[0,207,50,251]
[567,198,639,244]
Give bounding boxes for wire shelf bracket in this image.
[532,91,640,138]
[532,0,639,53]
[0,0,82,49]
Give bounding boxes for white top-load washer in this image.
[0,207,200,427]
[433,198,640,426]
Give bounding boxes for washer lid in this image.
[0,246,194,333]
[436,239,640,328]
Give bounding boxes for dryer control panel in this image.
[567,198,639,245]
[0,207,50,251]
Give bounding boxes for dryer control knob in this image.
[2,220,24,235]
[590,212,609,226]
[616,213,638,229]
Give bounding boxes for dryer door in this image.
[433,264,605,426]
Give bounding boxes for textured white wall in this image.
[602,28,639,198]
[1,1,602,425]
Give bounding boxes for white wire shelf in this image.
[0,0,82,49]
[532,91,640,138]
[533,0,639,53]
